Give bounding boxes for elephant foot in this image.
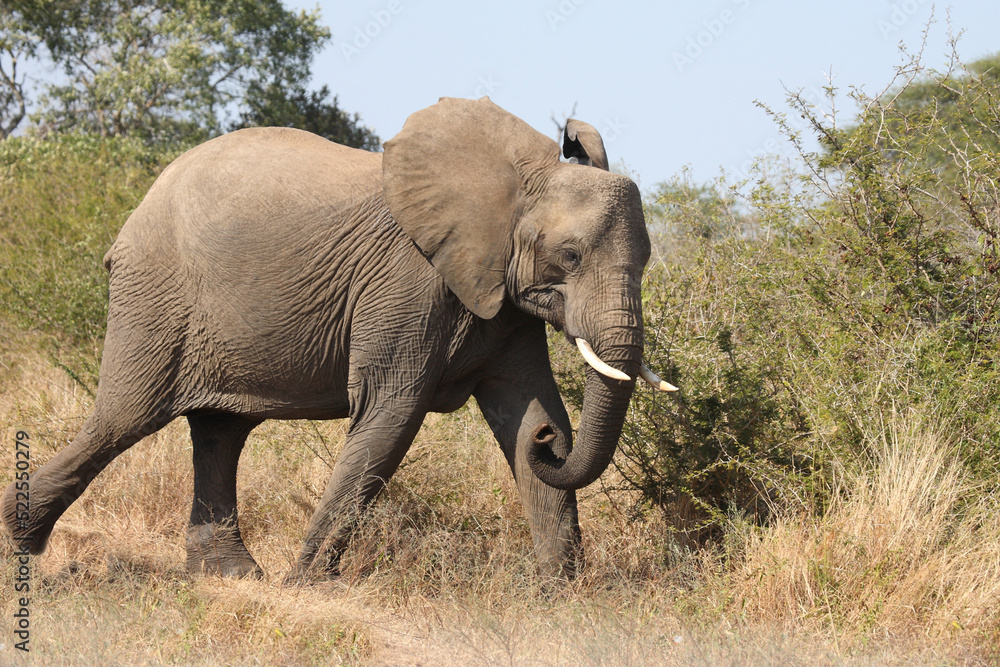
[534,536,584,584]
[535,559,579,587]
[1,481,56,555]
[282,568,339,587]
[282,549,341,587]
[186,522,263,579]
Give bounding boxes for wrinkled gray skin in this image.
[1,97,651,581]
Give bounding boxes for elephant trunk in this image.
[528,314,642,491]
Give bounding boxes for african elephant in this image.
[2,97,673,581]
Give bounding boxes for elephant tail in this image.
[103,240,120,272]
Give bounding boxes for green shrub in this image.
[0,134,183,389]
[784,51,1000,468]
[558,51,1000,537]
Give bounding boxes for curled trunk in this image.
[528,323,642,490]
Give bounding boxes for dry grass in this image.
[2,355,1000,664]
[725,417,1000,653]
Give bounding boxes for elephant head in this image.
[382,97,673,491]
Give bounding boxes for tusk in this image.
[576,338,631,382]
[639,364,679,392]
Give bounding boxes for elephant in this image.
[2,97,674,582]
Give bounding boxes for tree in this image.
[0,10,34,138]
[817,53,1000,182]
[4,0,330,141]
[884,54,1000,168]
[232,82,380,151]
[801,53,1000,327]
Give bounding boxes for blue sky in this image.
[286,1,1000,191]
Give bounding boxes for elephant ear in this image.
[383,97,560,319]
[562,119,609,171]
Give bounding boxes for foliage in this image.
[846,53,1000,179]
[791,50,1000,462]
[0,9,34,138]
[232,82,381,151]
[552,50,1000,537]
[0,134,183,389]
[806,56,1000,338]
[3,0,330,141]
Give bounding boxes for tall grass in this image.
[3,357,1000,663]
[727,415,1000,646]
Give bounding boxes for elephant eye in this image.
[561,248,582,269]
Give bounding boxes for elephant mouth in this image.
[519,284,677,392]
[519,285,567,331]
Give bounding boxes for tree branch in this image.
[0,49,27,138]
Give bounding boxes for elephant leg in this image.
[479,390,583,579]
[1,397,176,555]
[185,413,263,579]
[286,403,426,583]
[2,306,186,554]
[2,292,185,554]
[474,325,583,579]
[512,431,582,580]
